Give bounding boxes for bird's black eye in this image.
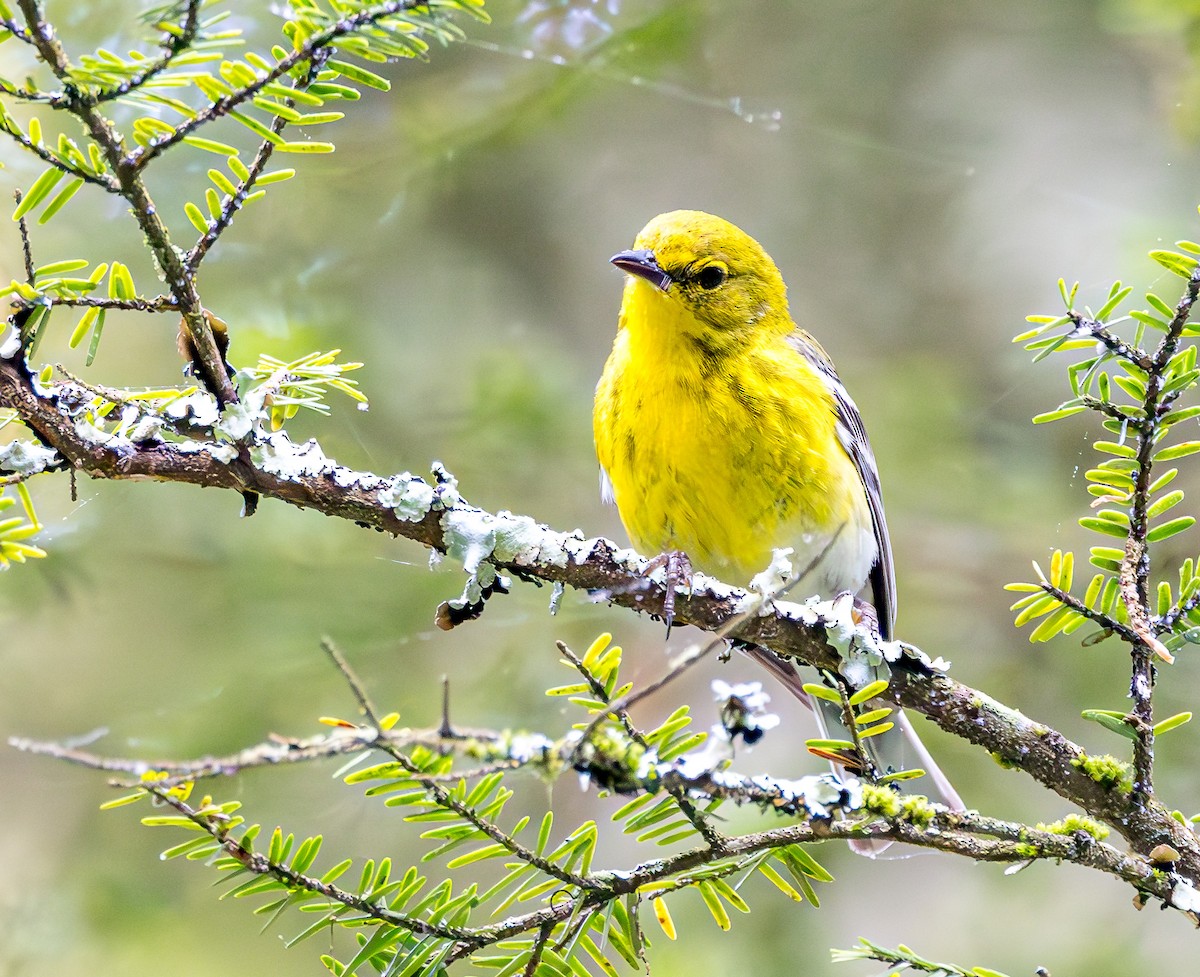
[696,265,727,290]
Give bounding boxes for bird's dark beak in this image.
[610,249,672,292]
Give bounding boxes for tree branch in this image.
[19,698,1197,931]
[91,0,204,103]
[14,0,234,403]
[124,0,444,172]
[3,351,1199,890]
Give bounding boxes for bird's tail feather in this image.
[741,644,963,856]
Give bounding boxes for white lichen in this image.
[711,679,772,711]
[490,511,548,562]
[446,569,489,613]
[0,326,21,359]
[216,400,257,441]
[75,419,133,453]
[506,732,554,764]
[332,467,383,491]
[798,592,951,684]
[208,441,238,464]
[174,439,239,464]
[1171,879,1200,914]
[429,461,461,509]
[562,531,605,566]
[749,546,795,598]
[768,595,822,628]
[441,507,498,575]
[489,511,598,569]
[740,771,862,819]
[378,474,435,522]
[711,678,781,745]
[0,439,59,474]
[113,405,164,444]
[250,432,338,479]
[164,391,221,428]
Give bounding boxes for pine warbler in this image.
[594,210,961,816]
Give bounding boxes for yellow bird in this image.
[594,210,961,813]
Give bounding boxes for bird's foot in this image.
[835,590,881,640]
[642,549,693,631]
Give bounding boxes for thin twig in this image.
[0,120,121,192]
[557,638,729,851]
[1067,310,1153,370]
[182,48,333,276]
[14,190,34,282]
[182,109,289,275]
[1079,395,1147,429]
[1158,585,1200,632]
[321,635,381,727]
[25,295,179,313]
[14,0,234,401]
[1119,263,1200,798]
[439,676,456,738]
[126,0,435,172]
[522,922,555,977]
[0,15,34,44]
[1037,581,1136,644]
[145,784,480,941]
[833,676,883,781]
[373,735,598,890]
[92,0,203,103]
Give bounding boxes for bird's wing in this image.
[787,330,896,639]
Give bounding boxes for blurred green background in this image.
[5,0,1200,973]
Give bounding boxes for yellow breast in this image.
[594,279,869,586]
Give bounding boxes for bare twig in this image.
[182,109,290,276]
[24,295,179,314]
[7,724,507,788]
[1067,310,1153,371]
[321,635,382,728]
[14,191,34,281]
[0,118,121,192]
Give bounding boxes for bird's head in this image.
[611,210,790,337]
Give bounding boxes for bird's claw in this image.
[643,549,693,632]
[844,591,881,640]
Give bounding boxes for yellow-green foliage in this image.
[1071,753,1133,792]
[899,794,936,828]
[861,783,902,818]
[1036,813,1110,841]
[861,784,935,827]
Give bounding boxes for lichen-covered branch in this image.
[4,350,1199,899]
[14,703,1193,924]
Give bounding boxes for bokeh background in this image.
[4,0,1200,973]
